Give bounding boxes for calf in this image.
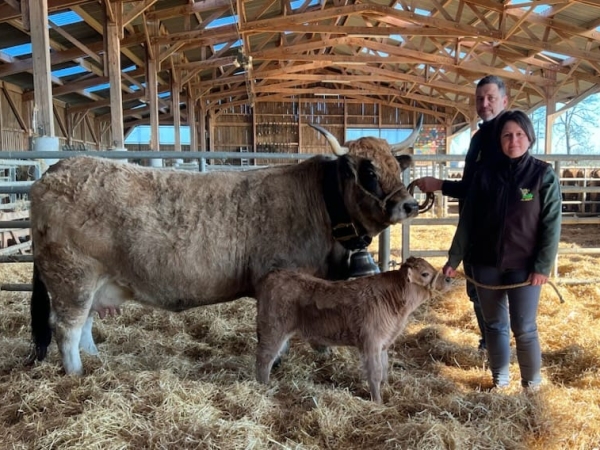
[255,257,452,403]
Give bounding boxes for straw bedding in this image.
[0,224,598,449]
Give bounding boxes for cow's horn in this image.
[390,114,424,155]
[309,123,349,156]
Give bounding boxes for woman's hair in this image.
[495,109,536,150]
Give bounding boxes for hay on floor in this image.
[0,224,598,449]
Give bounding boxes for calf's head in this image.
[402,256,452,294]
[311,119,421,237]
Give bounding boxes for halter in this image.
[356,181,407,214]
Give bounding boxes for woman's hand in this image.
[529,273,548,285]
[443,262,457,277]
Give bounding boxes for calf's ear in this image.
[406,267,415,284]
[395,155,412,172]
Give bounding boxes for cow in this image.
[254,257,452,403]
[586,169,600,214]
[28,122,422,375]
[561,168,584,213]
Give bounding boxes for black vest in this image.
[468,152,549,271]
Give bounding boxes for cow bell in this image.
[349,249,381,278]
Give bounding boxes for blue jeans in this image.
[472,265,542,388]
[464,263,486,349]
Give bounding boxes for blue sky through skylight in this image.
[541,50,568,60]
[291,0,319,10]
[52,66,88,77]
[86,83,110,93]
[214,39,243,51]
[1,43,32,57]
[48,11,83,26]
[206,15,238,29]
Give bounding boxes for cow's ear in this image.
[395,155,413,172]
[406,267,415,283]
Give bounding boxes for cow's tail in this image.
[27,263,52,364]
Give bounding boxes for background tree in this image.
[552,94,600,154]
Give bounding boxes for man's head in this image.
[475,76,508,122]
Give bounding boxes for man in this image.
[414,75,508,351]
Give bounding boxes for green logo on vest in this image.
[520,188,534,201]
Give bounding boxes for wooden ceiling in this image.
[0,0,599,133]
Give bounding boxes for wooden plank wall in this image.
[0,79,435,158]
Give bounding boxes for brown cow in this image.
[255,257,452,403]
[586,169,600,214]
[29,122,423,375]
[561,168,584,213]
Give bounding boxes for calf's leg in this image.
[381,350,389,384]
[256,313,293,384]
[362,342,384,403]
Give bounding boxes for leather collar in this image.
[322,159,372,251]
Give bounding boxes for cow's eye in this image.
[421,272,430,278]
[359,164,381,194]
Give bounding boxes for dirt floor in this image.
[0,224,598,449]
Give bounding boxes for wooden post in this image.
[29,0,54,137]
[147,53,161,166]
[187,89,197,152]
[545,95,556,155]
[106,6,125,150]
[171,57,182,165]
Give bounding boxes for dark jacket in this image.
[448,152,562,276]
[441,117,503,204]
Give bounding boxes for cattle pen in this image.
[0,151,599,449]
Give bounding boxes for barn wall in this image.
[0,81,112,152]
[0,84,28,151]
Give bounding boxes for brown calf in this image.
[255,257,452,403]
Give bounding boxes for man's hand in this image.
[414,176,444,193]
[442,262,457,277]
[529,273,548,285]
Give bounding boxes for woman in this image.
[443,110,562,391]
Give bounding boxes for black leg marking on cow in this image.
[28,264,52,364]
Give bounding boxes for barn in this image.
[0,1,599,448]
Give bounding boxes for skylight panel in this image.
[52,66,87,77]
[394,4,431,16]
[206,15,238,29]
[360,48,389,57]
[214,39,243,51]
[291,0,320,10]
[541,50,568,60]
[508,0,550,13]
[1,43,32,57]
[86,83,110,93]
[48,11,83,26]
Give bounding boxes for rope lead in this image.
[462,273,565,304]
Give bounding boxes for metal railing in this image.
[1,150,599,291]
